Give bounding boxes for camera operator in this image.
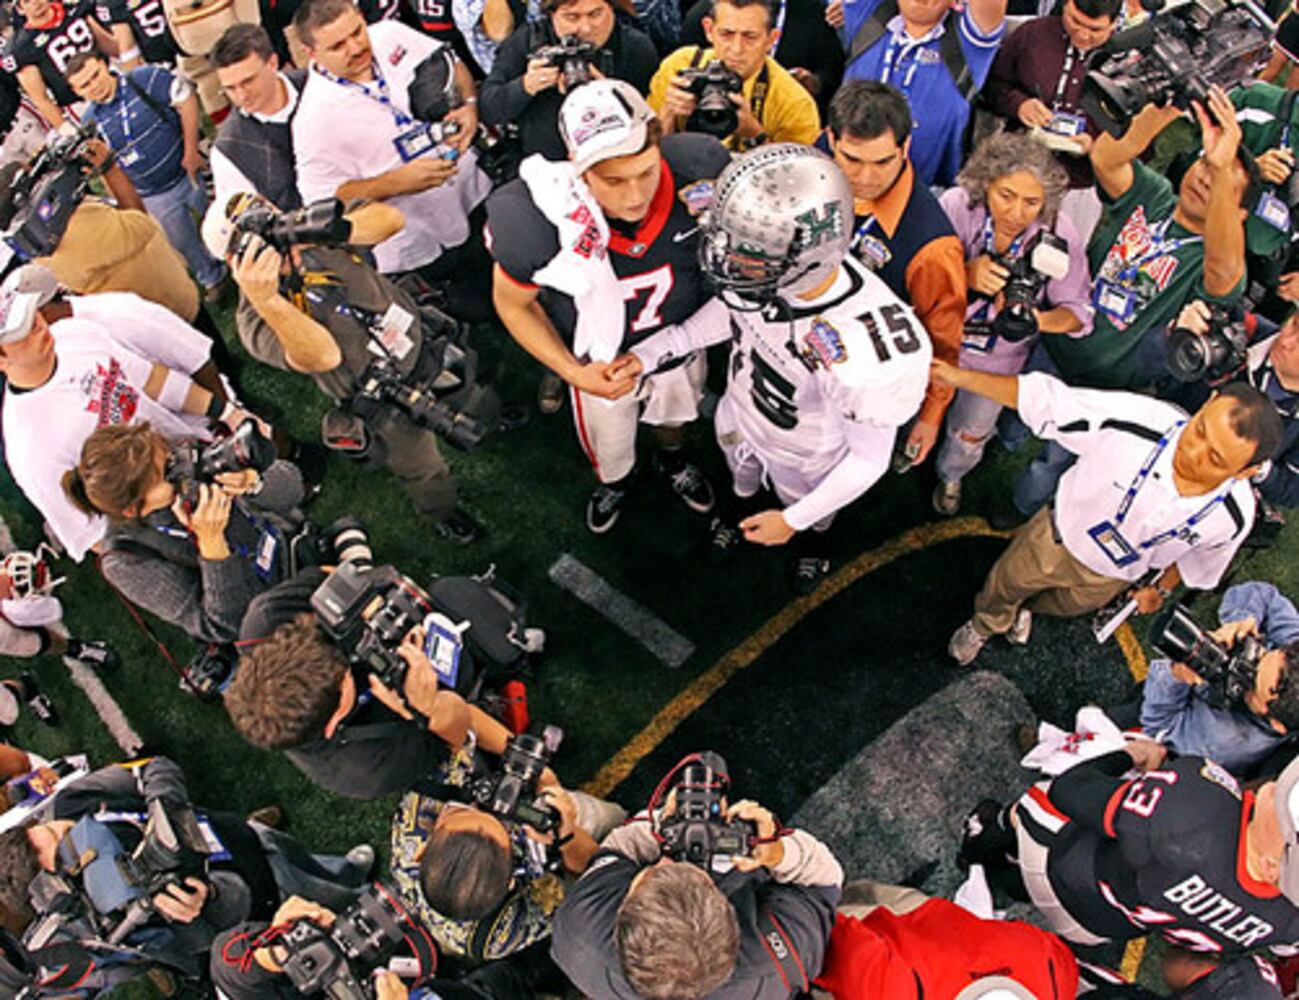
[225,565,475,800]
[1138,580,1299,778]
[551,764,842,1000]
[648,0,820,151]
[205,194,479,543]
[0,755,375,996]
[478,0,656,164]
[0,264,260,563]
[389,717,624,966]
[290,0,494,323]
[932,132,1093,517]
[61,421,304,646]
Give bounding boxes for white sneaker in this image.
[345,844,376,876]
[932,479,962,516]
[1007,607,1033,646]
[948,620,989,666]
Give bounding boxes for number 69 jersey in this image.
[722,254,931,473]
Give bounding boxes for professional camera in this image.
[656,752,754,868]
[1081,0,1274,136]
[677,60,744,139]
[117,798,211,901]
[231,197,353,255]
[1165,303,1249,384]
[279,884,434,1000]
[1152,603,1265,708]
[166,419,277,506]
[469,727,563,834]
[988,230,1072,342]
[532,34,600,90]
[0,121,99,259]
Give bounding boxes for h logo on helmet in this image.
[795,201,844,248]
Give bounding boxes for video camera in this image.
[469,727,563,834]
[166,419,277,507]
[394,49,465,163]
[1081,0,1274,137]
[1165,303,1249,384]
[116,798,212,904]
[1152,603,1265,708]
[655,752,754,869]
[532,34,600,90]
[231,197,353,256]
[0,121,100,259]
[279,884,435,1000]
[677,60,744,139]
[982,230,1071,343]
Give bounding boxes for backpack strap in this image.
[124,73,180,129]
[939,15,975,101]
[847,0,898,65]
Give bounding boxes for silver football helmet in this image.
[700,143,855,303]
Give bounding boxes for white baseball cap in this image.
[953,977,1037,1000]
[559,80,656,176]
[0,264,58,345]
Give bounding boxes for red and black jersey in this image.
[485,133,730,354]
[4,0,101,107]
[1019,751,1299,954]
[93,0,178,65]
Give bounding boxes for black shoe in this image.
[434,507,483,545]
[792,556,831,596]
[988,507,1029,531]
[16,673,57,726]
[708,516,743,558]
[66,639,119,672]
[958,799,1016,870]
[587,483,628,534]
[655,454,714,514]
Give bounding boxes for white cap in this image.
[0,264,58,344]
[952,978,1037,1000]
[559,80,655,176]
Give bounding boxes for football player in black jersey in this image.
[4,0,116,129]
[94,0,178,67]
[487,79,728,533]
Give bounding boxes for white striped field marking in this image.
[548,553,695,669]
[61,654,144,756]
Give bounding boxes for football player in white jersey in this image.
[612,144,932,591]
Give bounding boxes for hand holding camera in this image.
[1193,85,1242,175]
[365,624,441,721]
[232,235,286,312]
[173,483,235,561]
[150,876,210,924]
[967,254,1010,297]
[525,786,578,845]
[523,56,562,96]
[1257,146,1296,186]
[395,154,459,194]
[727,799,783,872]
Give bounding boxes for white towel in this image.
[518,154,627,363]
[1019,706,1127,776]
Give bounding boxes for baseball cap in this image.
[0,264,58,345]
[1272,753,1299,902]
[952,979,1036,1000]
[559,80,655,176]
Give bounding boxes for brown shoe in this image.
[246,805,283,828]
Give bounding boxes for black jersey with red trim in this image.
[485,133,730,354]
[1019,751,1299,954]
[93,0,177,65]
[5,0,101,107]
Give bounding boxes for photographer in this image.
[551,768,842,1000]
[206,194,478,543]
[0,755,374,995]
[225,566,475,799]
[1139,581,1299,778]
[479,0,656,163]
[932,132,1092,517]
[389,715,623,966]
[648,0,820,150]
[61,421,304,646]
[1229,81,1299,301]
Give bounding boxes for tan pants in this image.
[972,506,1128,636]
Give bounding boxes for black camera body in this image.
[533,34,600,90]
[116,799,212,903]
[233,198,353,255]
[658,752,754,868]
[469,728,563,833]
[1,122,99,259]
[985,230,1072,343]
[166,419,277,507]
[1081,0,1274,136]
[1153,603,1266,708]
[1165,304,1249,384]
[677,60,744,138]
[280,884,421,1000]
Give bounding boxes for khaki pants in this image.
[973,506,1128,636]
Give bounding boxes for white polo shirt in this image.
[292,20,491,274]
[1017,371,1256,587]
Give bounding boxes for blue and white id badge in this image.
[1088,520,1139,568]
[1094,280,1137,324]
[422,611,469,689]
[1045,111,1086,137]
[854,234,891,271]
[254,523,282,582]
[1256,190,1292,231]
[961,322,997,353]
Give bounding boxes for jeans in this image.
[1008,341,1076,516]
[936,388,1004,485]
[141,176,227,289]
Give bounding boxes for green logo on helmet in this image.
[796,201,844,247]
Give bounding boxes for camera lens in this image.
[1165,327,1211,383]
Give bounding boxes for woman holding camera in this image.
[932,132,1094,516]
[62,422,306,648]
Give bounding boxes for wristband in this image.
[463,96,477,105]
[118,46,141,63]
[158,369,196,412]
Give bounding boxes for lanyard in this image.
[1111,420,1229,550]
[1116,218,1201,285]
[1052,44,1079,111]
[314,60,412,129]
[981,214,1026,257]
[772,0,786,37]
[850,213,877,251]
[880,23,940,91]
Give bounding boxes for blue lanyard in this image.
[773,0,786,36]
[850,213,877,250]
[1113,420,1229,549]
[880,24,937,91]
[313,61,412,129]
[1117,218,1200,285]
[981,214,1026,257]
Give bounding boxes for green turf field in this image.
[2,320,1296,997]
